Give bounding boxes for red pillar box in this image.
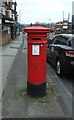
[24,25,50,97]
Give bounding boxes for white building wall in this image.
[72,1,74,15]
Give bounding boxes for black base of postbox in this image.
[27,82,46,97]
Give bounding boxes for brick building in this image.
[55,21,72,34]
[0,0,19,45]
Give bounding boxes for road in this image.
[47,61,74,119]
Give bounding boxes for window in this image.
[52,36,68,45]
[72,37,74,47]
[57,36,63,45]
[62,37,68,45]
[53,36,62,45]
[68,37,74,47]
[52,36,58,44]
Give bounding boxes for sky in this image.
[15,0,74,24]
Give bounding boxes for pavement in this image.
[1,33,69,119]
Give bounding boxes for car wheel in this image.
[56,60,63,76]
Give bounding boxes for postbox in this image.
[24,25,50,97]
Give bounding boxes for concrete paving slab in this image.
[11,41,22,44]
[10,42,22,48]
[2,56,15,92]
[0,46,2,55]
[0,98,2,120]
[28,103,65,118]
[1,45,18,95]
[2,47,18,56]
[2,35,23,56]
[0,56,2,97]
[0,46,2,120]
[0,35,23,98]
[5,100,28,118]
[0,56,2,120]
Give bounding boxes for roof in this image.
[61,34,74,38]
[24,25,50,33]
[55,34,74,38]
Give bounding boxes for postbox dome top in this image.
[24,24,50,33]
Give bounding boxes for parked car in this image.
[47,34,74,76]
